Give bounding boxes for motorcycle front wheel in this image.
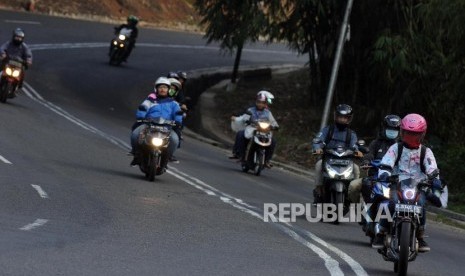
[397,221,411,276]
[0,80,11,103]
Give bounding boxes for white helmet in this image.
[256,90,275,104]
[154,77,171,88]
[169,78,182,90]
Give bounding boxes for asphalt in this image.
[188,67,465,227]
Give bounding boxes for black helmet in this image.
[12,28,25,46]
[167,71,179,79]
[177,71,187,81]
[381,114,401,140]
[127,15,139,26]
[334,104,353,128]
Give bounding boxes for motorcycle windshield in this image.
[119,28,133,36]
[399,178,419,190]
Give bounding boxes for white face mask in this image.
[385,129,399,139]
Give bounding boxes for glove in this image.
[313,149,323,155]
[378,172,390,183]
[432,178,443,191]
[354,151,364,158]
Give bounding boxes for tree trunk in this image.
[231,44,243,83]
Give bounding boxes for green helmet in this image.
[127,15,139,25]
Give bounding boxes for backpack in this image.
[394,142,427,174]
[324,125,352,148]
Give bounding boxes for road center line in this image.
[31,184,49,199]
[4,19,41,25]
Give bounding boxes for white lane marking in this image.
[23,78,367,275]
[0,154,13,164]
[31,184,49,199]
[28,42,296,55]
[20,219,48,231]
[4,20,41,25]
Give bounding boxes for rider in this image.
[312,104,362,204]
[113,15,139,62]
[371,113,444,252]
[230,91,278,168]
[167,71,187,110]
[168,77,184,160]
[348,115,401,204]
[130,77,182,166]
[0,28,33,90]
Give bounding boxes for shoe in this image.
[264,161,273,168]
[169,156,180,163]
[130,157,139,167]
[372,234,384,249]
[418,238,430,252]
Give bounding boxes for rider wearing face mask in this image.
[0,28,33,90]
[371,113,447,252]
[312,104,362,204]
[348,115,401,204]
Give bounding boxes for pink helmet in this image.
[400,113,427,133]
[400,114,427,148]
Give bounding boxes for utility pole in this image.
[319,0,354,130]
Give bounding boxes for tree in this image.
[264,0,344,103]
[195,0,267,83]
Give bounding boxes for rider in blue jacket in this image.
[130,77,182,166]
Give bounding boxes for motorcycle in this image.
[314,141,366,224]
[376,171,438,276]
[0,57,25,103]
[136,118,175,181]
[241,118,274,176]
[109,27,132,66]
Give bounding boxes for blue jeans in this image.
[131,124,179,158]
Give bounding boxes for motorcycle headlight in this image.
[382,186,390,198]
[258,122,270,129]
[119,44,124,48]
[403,188,416,200]
[12,70,21,78]
[342,166,353,178]
[151,137,164,147]
[325,163,337,178]
[118,34,126,40]
[113,41,117,45]
[5,67,13,76]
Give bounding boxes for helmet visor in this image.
[401,130,423,148]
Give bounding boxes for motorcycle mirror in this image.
[357,139,366,146]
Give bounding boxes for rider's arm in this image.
[23,43,33,65]
[172,102,183,124]
[267,111,279,128]
[312,127,329,151]
[377,143,398,178]
[423,147,439,176]
[0,42,8,59]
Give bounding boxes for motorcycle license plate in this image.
[329,159,350,166]
[395,204,422,214]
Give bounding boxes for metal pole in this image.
[319,0,354,130]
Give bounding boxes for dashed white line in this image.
[22,66,367,275]
[4,19,41,25]
[0,154,13,164]
[20,219,48,231]
[31,184,49,199]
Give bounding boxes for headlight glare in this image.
[151,137,164,147]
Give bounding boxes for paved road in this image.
[0,9,464,276]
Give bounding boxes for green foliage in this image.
[194,0,266,53]
[436,145,465,194]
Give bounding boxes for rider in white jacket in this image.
[372,113,447,252]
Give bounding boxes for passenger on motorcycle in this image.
[348,115,401,204]
[130,77,182,166]
[167,71,188,112]
[230,91,278,168]
[0,28,32,90]
[371,113,447,252]
[113,15,139,62]
[167,77,184,160]
[312,104,362,204]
